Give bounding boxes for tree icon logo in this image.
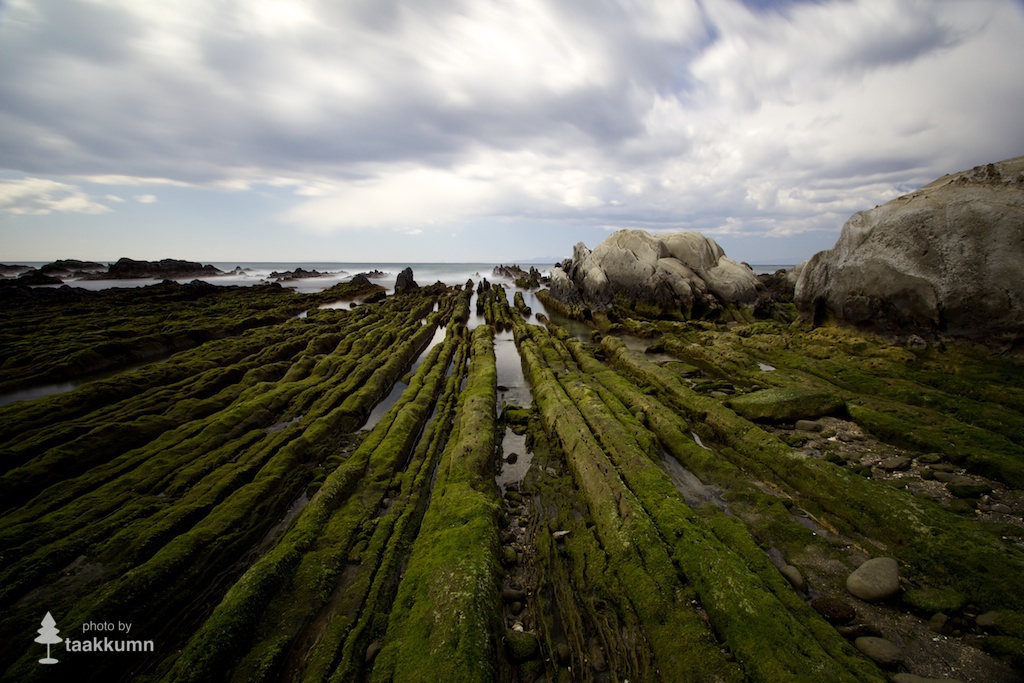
[35,612,62,664]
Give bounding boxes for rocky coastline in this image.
[2,161,1024,682]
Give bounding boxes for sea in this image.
[15,262,795,293]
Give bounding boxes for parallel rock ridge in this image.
[549,229,762,318]
[795,156,1024,346]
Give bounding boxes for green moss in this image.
[727,387,845,422]
[505,631,540,662]
[901,588,968,616]
[371,326,502,683]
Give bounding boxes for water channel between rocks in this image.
[359,323,448,432]
[494,326,534,494]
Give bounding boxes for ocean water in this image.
[16,261,794,293]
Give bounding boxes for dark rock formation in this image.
[493,264,546,288]
[270,267,339,281]
[89,258,224,280]
[0,264,32,277]
[394,267,419,295]
[1,271,64,286]
[548,229,762,318]
[38,259,106,276]
[795,156,1024,345]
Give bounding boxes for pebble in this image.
[878,456,912,471]
[364,639,383,663]
[928,613,952,635]
[589,642,608,672]
[990,503,1012,514]
[976,610,999,628]
[932,471,956,483]
[810,597,857,625]
[780,564,806,592]
[795,419,823,432]
[853,636,902,667]
[846,557,900,602]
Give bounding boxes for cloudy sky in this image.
[2,0,1023,264]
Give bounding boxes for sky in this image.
[1,0,1023,265]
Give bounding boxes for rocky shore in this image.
[3,154,1024,681]
[0,265,1021,682]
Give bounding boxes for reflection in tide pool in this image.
[359,324,447,431]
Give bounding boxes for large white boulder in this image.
[795,157,1024,346]
[551,229,760,317]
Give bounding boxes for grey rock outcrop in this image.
[795,156,1024,345]
[550,229,761,317]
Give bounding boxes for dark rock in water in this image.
[361,269,388,279]
[548,229,762,318]
[0,263,32,277]
[795,156,1024,346]
[846,557,900,602]
[493,263,546,288]
[39,259,106,275]
[11,270,64,286]
[349,273,372,288]
[270,267,335,281]
[394,267,419,295]
[93,257,224,280]
[810,596,857,624]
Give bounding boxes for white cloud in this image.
[2,0,1023,260]
[0,178,110,215]
[283,166,500,232]
[134,193,158,203]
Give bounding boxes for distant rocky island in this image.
[0,257,225,286]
